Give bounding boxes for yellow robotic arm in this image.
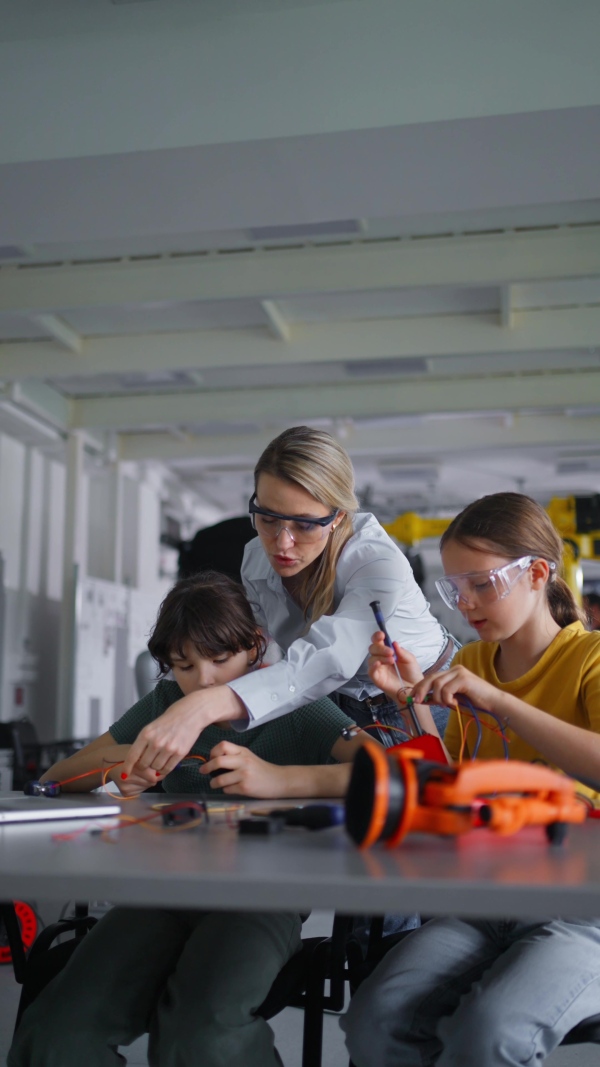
[383,512,452,546]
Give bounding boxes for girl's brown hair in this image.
[254,425,359,624]
[148,571,266,676]
[440,492,585,628]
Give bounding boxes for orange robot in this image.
[345,740,587,849]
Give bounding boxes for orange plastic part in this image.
[386,754,419,848]
[383,749,586,844]
[359,738,392,850]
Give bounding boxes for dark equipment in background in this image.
[0,720,89,792]
[178,516,255,582]
[178,513,423,587]
[405,547,425,589]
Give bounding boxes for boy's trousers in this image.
[8,905,302,1067]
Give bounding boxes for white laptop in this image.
[0,795,121,824]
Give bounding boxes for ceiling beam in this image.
[117,414,600,464]
[1,227,599,313]
[499,284,514,328]
[72,369,600,431]
[261,300,290,342]
[32,314,83,354]
[1,306,600,381]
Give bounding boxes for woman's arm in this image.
[40,732,165,796]
[411,666,600,787]
[201,733,368,799]
[230,543,444,725]
[122,545,445,778]
[121,685,248,780]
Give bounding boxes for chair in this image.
[12,912,98,1031]
[5,903,354,1067]
[258,913,353,1067]
[0,718,90,790]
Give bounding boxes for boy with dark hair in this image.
[9,572,364,1067]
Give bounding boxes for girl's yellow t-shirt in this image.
[444,622,600,803]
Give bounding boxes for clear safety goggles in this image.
[435,555,553,611]
[248,494,339,544]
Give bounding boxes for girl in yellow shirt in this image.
[343,491,600,1067]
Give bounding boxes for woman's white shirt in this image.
[228,512,445,727]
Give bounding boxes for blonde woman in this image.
[122,426,454,780]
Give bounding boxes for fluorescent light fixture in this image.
[346,358,428,378]
[248,220,362,242]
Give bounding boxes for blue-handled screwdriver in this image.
[369,600,423,736]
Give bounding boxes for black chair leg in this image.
[0,903,28,983]
[301,967,325,1067]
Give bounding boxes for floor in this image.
[0,909,598,1066]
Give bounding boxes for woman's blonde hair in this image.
[440,492,586,628]
[254,426,359,624]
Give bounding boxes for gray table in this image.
[0,794,599,918]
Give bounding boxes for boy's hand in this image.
[368,632,424,703]
[121,687,246,779]
[104,746,160,797]
[202,741,286,798]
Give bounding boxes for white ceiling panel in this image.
[514,277,600,309]
[10,199,600,268]
[61,299,266,335]
[0,314,48,340]
[44,348,600,401]
[1,2,599,528]
[2,110,600,248]
[279,286,499,322]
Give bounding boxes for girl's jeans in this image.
[342,915,600,1067]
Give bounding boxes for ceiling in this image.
[0,0,600,528]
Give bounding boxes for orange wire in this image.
[458,718,474,763]
[454,702,465,759]
[99,812,206,843]
[60,760,124,786]
[53,802,208,843]
[456,712,509,763]
[59,754,208,803]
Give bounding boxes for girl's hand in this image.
[368,632,424,703]
[412,665,503,714]
[202,741,286,798]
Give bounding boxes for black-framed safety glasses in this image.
[248,493,339,544]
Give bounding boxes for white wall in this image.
[0,431,192,738]
[0,438,67,732]
[0,434,26,591]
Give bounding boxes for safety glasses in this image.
[435,555,545,611]
[248,494,339,544]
